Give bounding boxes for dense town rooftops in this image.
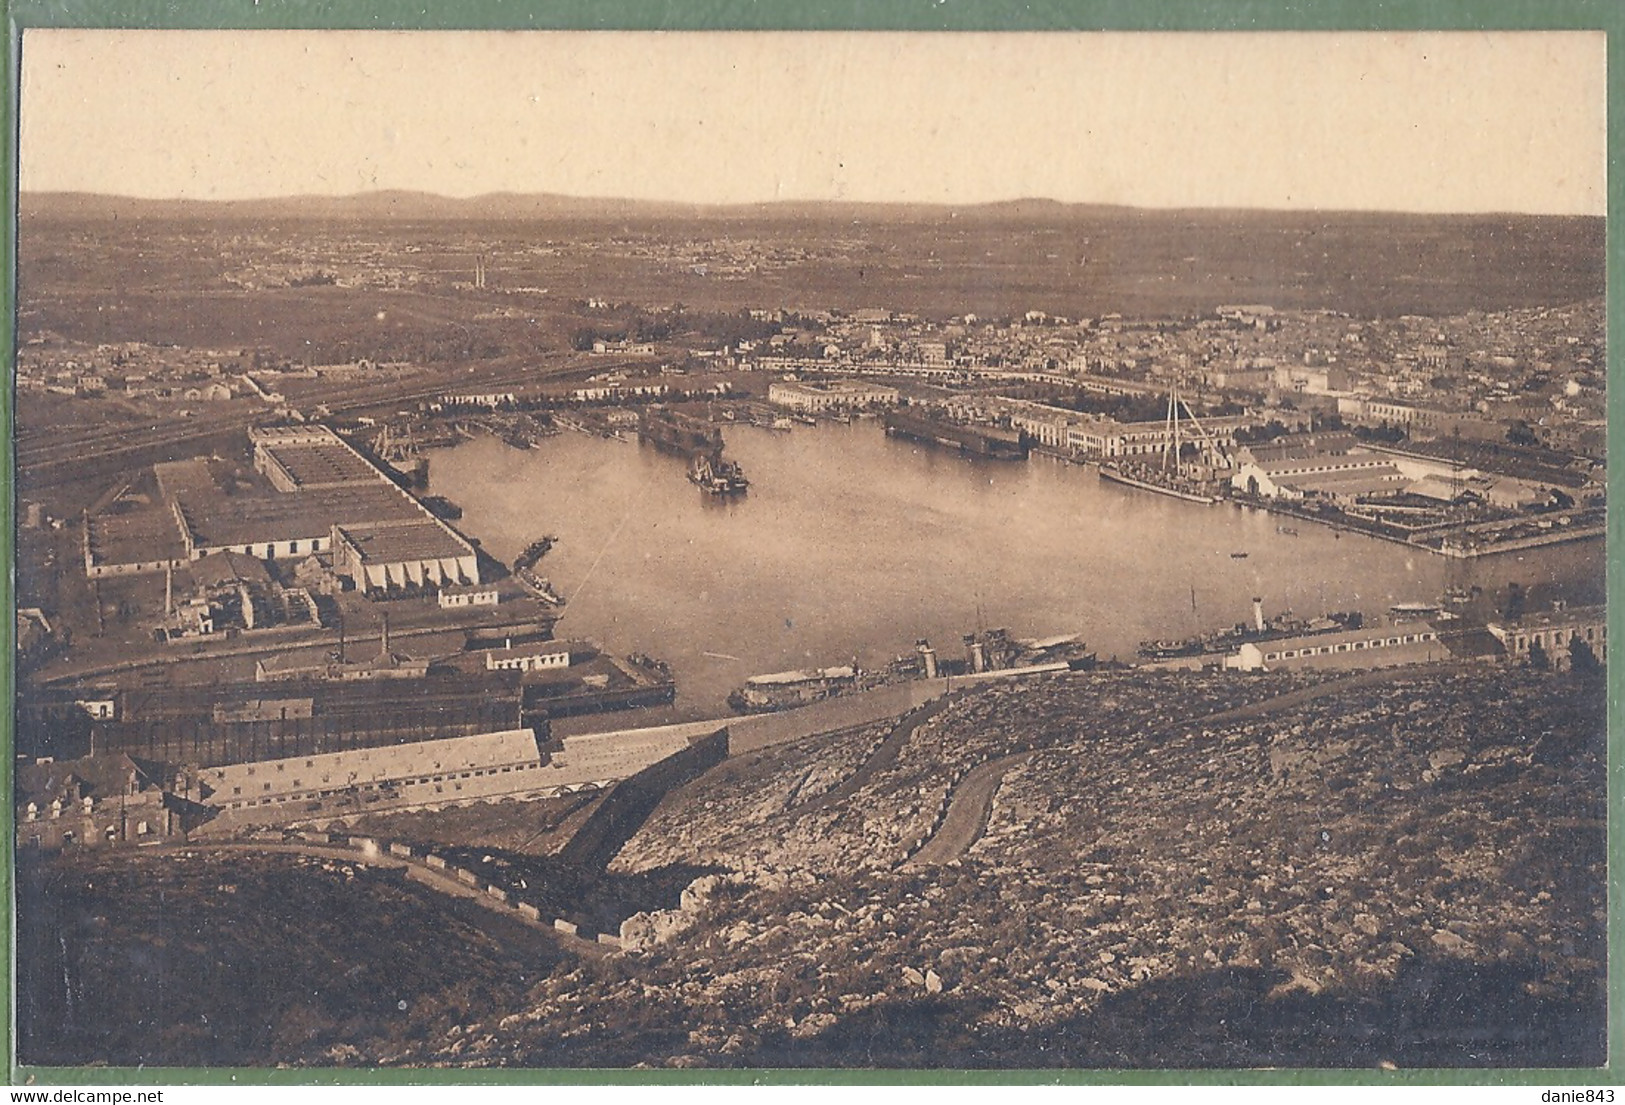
[1491,604,1606,633]
[18,753,158,807]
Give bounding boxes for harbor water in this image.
[430,420,1603,719]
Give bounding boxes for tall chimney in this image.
[1253,597,1265,633]
[380,613,391,660]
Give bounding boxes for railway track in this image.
[17,353,639,482]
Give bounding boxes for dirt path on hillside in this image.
[902,751,1032,869]
[784,694,956,817]
[902,663,1475,867]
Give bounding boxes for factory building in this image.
[88,424,483,598]
[330,521,479,597]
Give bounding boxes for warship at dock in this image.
[728,629,1094,713]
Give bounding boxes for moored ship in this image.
[688,452,749,495]
[1138,599,1364,662]
[727,629,1095,713]
[1098,460,1222,505]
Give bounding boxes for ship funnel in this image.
[1252,597,1265,633]
[916,640,938,680]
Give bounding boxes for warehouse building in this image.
[89,423,484,598]
[253,432,388,491]
[1226,625,1442,672]
[202,728,546,814]
[330,520,479,596]
[171,482,428,560]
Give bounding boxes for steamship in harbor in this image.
[727,629,1095,713]
[1137,597,1365,662]
[1095,372,1229,505]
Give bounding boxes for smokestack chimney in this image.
[380,613,390,660]
[1253,597,1265,633]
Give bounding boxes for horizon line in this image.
[17,187,1605,220]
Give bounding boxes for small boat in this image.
[1277,526,1299,537]
[1230,551,1249,559]
[514,536,556,572]
[516,567,567,606]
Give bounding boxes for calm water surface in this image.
[431,422,1602,718]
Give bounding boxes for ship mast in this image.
[1163,372,1180,472]
[1163,367,1222,473]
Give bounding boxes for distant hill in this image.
[20,189,694,222]
[25,189,1592,228]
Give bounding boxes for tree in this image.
[1568,635,1603,677]
[1503,582,1526,623]
[1527,638,1550,671]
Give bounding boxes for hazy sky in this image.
[19,29,1607,214]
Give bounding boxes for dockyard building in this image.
[439,583,501,609]
[768,379,900,412]
[330,520,479,597]
[485,640,578,673]
[1231,453,1406,502]
[1226,625,1442,672]
[1487,605,1606,670]
[88,423,484,598]
[202,728,545,814]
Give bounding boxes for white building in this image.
[1226,625,1442,671]
[767,380,900,412]
[485,641,576,673]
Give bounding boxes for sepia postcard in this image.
[8,16,1612,1082]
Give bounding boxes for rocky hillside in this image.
[21,666,1604,1069]
[414,667,1605,1069]
[16,850,572,1067]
